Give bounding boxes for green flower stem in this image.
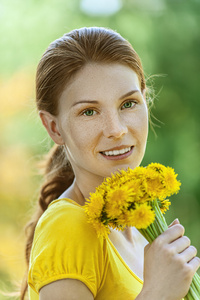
[138,199,200,300]
[194,272,200,285]
[184,283,199,300]
[189,274,200,298]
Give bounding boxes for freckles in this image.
[69,121,99,147]
[128,113,148,140]
[127,116,144,129]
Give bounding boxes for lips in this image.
[100,146,134,156]
[101,146,132,156]
[100,146,134,161]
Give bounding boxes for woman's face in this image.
[56,63,148,183]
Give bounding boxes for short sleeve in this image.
[28,199,108,297]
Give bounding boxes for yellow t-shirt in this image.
[28,198,143,299]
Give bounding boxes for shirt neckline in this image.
[106,235,143,284]
[50,198,143,284]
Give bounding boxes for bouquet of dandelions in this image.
[84,163,200,300]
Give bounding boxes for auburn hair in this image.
[21,27,147,299]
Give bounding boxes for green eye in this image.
[122,101,135,109]
[83,109,95,116]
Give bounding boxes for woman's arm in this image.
[39,279,94,300]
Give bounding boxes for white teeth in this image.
[103,147,131,156]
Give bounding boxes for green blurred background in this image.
[0,0,200,297]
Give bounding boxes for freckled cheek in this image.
[128,113,148,130]
[66,122,101,150]
[127,113,148,143]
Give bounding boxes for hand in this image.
[141,219,200,300]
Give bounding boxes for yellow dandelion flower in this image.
[116,213,128,227]
[162,167,181,197]
[105,171,124,188]
[125,179,146,202]
[109,221,126,232]
[106,202,123,219]
[123,167,147,187]
[138,192,152,203]
[117,168,135,185]
[84,193,104,219]
[96,185,107,197]
[159,199,171,214]
[106,167,146,188]
[145,169,166,200]
[108,185,134,205]
[125,203,155,229]
[147,162,167,174]
[131,166,147,178]
[145,163,181,200]
[105,186,132,218]
[91,220,110,238]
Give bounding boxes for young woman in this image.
[24,27,200,300]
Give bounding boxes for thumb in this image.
[168,218,180,228]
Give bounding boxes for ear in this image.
[39,110,64,145]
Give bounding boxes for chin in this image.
[104,164,134,177]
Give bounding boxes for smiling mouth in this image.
[101,146,133,157]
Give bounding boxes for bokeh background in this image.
[0,0,200,298]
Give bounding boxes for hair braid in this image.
[21,145,74,299]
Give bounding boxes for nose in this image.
[103,113,128,139]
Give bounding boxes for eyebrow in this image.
[71,100,99,107]
[119,89,140,100]
[71,89,140,107]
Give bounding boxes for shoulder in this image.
[28,199,108,296]
[37,198,86,228]
[34,199,101,244]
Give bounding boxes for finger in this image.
[168,218,180,228]
[179,245,197,263]
[188,256,200,274]
[159,224,185,244]
[170,236,191,254]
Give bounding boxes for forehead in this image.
[58,63,141,109]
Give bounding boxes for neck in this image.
[77,167,108,197]
[65,173,105,206]
[122,227,135,244]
